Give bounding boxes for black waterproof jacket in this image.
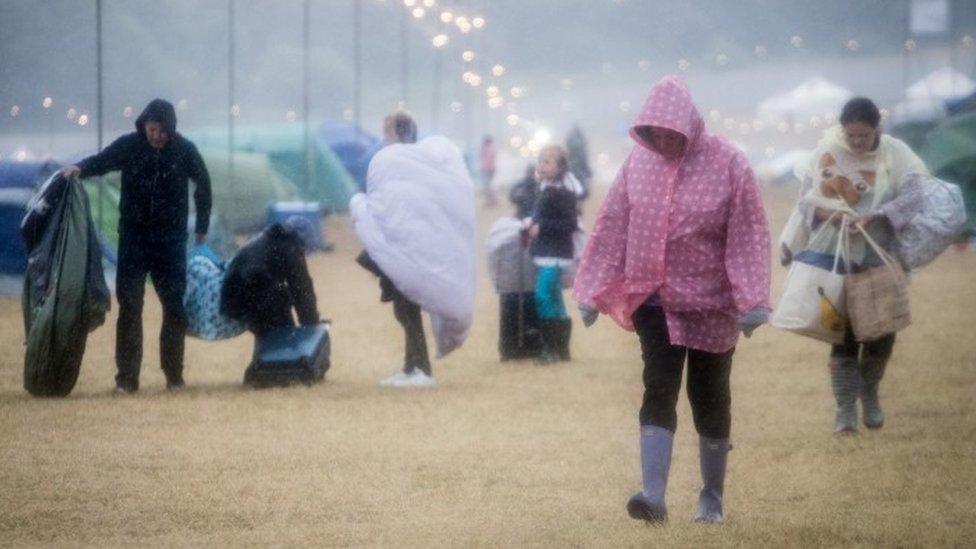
[220,223,320,327]
[77,99,212,242]
[530,184,577,260]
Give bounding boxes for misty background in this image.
[1,0,975,181]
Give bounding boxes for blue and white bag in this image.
[184,245,245,340]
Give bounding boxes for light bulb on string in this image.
[510,86,524,98]
[450,101,462,113]
[715,53,728,67]
[963,35,974,48]
[285,109,297,122]
[231,104,241,117]
[754,45,768,58]
[403,0,416,7]
[42,97,53,109]
[491,64,505,77]
[412,7,424,18]
[431,34,449,48]
[440,11,453,23]
[506,114,519,126]
[66,108,77,121]
[677,58,690,71]
[422,0,435,7]
[462,50,475,62]
[122,106,133,118]
[78,114,89,126]
[904,39,917,52]
[790,35,804,48]
[846,39,860,52]
[472,16,485,29]
[10,105,20,117]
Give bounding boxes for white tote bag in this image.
[772,215,849,344]
[778,205,810,266]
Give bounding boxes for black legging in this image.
[392,292,430,376]
[633,303,733,439]
[830,326,895,384]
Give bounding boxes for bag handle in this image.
[857,224,900,275]
[831,214,850,274]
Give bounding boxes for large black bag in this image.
[244,323,330,388]
[498,292,542,360]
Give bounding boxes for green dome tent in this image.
[187,125,358,213]
[920,110,976,235]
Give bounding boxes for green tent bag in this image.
[21,176,110,397]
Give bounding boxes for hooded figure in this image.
[221,218,320,337]
[66,98,212,393]
[572,76,771,525]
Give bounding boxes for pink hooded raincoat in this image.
[572,76,770,353]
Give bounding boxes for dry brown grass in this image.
[1,184,974,548]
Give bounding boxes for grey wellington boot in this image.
[694,437,729,524]
[860,357,887,429]
[830,358,860,435]
[627,425,673,524]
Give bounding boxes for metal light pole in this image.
[400,5,408,107]
[432,45,443,132]
[228,0,236,192]
[303,0,312,191]
[96,0,104,228]
[354,0,362,133]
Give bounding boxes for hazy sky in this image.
[1,0,974,164]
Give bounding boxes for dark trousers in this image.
[115,237,187,390]
[830,327,895,384]
[393,292,430,375]
[633,304,734,439]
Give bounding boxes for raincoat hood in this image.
[136,98,178,138]
[629,75,705,155]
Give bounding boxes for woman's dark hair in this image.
[840,97,881,128]
[385,111,418,144]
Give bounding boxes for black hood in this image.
[135,99,177,138]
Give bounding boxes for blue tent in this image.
[947,89,976,116]
[317,121,381,192]
[0,161,59,274]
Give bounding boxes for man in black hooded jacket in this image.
[62,99,212,393]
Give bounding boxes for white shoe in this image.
[380,370,411,387]
[392,370,437,388]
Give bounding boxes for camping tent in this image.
[892,67,976,124]
[756,77,853,125]
[920,110,976,235]
[0,160,59,273]
[317,121,381,192]
[188,125,358,213]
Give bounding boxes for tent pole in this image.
[229,0,236,195]
[303,0,311,193]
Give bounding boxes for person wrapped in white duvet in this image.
[351,111,476,388]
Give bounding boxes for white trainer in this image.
[393,370,437,388]
[380,370,411,387]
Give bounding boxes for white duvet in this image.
[350,136,476,357]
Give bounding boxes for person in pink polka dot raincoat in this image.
[573,75,771,525]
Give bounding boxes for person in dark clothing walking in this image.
[508,164,539,219]
[61,99,212,393]
[566,124,593,201]
[523,145,578,363]
[220,217,320,337]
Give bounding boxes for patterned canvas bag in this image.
[846,229,911,342]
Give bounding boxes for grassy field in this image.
[1,184,974,547]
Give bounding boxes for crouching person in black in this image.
[220,217,320,337]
